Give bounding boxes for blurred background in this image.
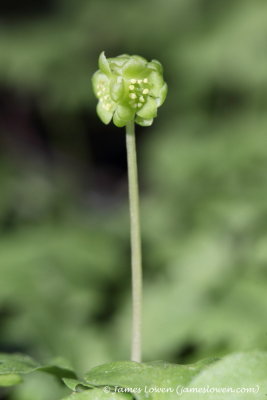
[1,0,267,398]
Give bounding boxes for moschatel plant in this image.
[92,51,168,363]
[0,52,267,400]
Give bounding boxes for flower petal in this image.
[98,51,111,76]
[148,59,163,75]
[113,105,135,127]
[135,115,153,127]
[148,71,165,97]
[109,55,130,74]
[156,83,168,107]
[113,113,126,127]
[122,56,147,78]
[92,71,109,98]
[110,77,125,102]
[96,101,113,124]
[109,54,130,68]
[137,96,157,119]
[116,104,135,121]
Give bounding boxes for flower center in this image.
[128,78,149,109]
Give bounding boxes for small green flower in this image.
[92,52,167,127]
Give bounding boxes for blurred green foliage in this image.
[1,0,267,398]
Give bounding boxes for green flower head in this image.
[92,52,167,127]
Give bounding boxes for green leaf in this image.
[0,353,39,375]
[0,374,22,387]
[61,388,131,400]
[0,353,76,387]
[84,359,215,399]
[62,378,94,392]
[181,352,267,400]
[38,364,76,380]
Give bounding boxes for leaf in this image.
[0,353,39,375]
[61,388,131,400]
[84,359,215,399]
[11,371,70,400]
[0,353,76,387]
[0,374,22,387]
[180,352,267,400]
[62,378,94,392]
[38,364,76,380]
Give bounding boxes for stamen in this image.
[142,89,149,95]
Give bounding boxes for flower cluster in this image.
[92,52,167,127]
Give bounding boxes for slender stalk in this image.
[126,121,142,363]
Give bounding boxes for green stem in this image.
[126,121,142,363]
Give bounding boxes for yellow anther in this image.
[143,78,148,83]
[130,79,137,84]
[130,93,137,99]
[139,96,145,102]
[129,85,135,90]
[138,79,142,84]
[142,89,149,95]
